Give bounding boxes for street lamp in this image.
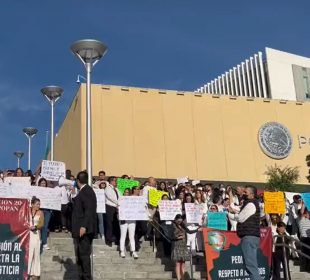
[41,86,63,161]
[70,39,108,185]
[14,151,24,168]
[23,127,38,170]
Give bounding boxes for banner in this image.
[0,185,61,210]
[0,198,30,279]
[158,200,182,221]
[41,160,66,181]
[264,191,285,214]
[3,177,31,187]
[148,189,168,207]
[185,203,203,224]
[119,196,148,221]
[207,212,227,231]
[301,193,310,210]
[203,227,272,280]
[94,189,106,213]
[177,177,188,184]
[116,178,139,195]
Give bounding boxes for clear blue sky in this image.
[1,0,309,171]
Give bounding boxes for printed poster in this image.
[203,227,272,280]
[0,198,30,279]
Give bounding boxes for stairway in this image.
[41,233,206,280]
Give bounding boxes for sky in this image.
[0,0,310,171]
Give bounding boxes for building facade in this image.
[54,84,310,185]
[196,48,310,102]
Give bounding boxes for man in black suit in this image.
[72,171,97,280]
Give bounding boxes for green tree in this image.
[265,165,299,192]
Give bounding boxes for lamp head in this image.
[23,127,38,137]
[70,39,108,64]
[14,151,24,159]
[41,86,63,101]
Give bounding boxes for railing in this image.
[273,234,310,279]
[148,218,196,280]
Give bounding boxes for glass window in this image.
[302,68,310,98]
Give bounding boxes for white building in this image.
[196,48,310,101]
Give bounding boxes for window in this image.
[302,68,310,98]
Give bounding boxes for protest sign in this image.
[158,200,182,221]
[148,189,168,207]
[119,196,148,221]
[301,193,310,210]
[117,178,139,195]
[41,160,66,181]
[185,203,203,224]
[4,177,31,186]
[94,189,106,213]
[0,198,30,279]
[207,212,227,230]
[264,191,285,214]
[192,180,200,186]
[0,185,62,210]
[285,192,301,204]
[203,227,272,280]
[177,177,189,184]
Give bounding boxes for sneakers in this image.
[132,252,139,259]
[43,244,50,250]
[120,251,125,258]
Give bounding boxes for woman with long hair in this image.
[14,167,24,177]
[119,188,139,259]
[28,197,44,280]
[171,214,201,280]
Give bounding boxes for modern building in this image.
[196,48,310,102]
[54,83,310,186]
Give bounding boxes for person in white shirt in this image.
[105,176,121,247]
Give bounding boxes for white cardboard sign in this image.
[119,196,148,221]
[158,200,182,221]
[41,160,66,181]
[185,203,203,224]
[4,177,31,186]
[94,189,106,213]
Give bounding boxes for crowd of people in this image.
[1,167,310,280]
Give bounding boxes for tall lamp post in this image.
[14,151,24,168]
[70,39,108,185]
[23,127,38,170]
[41,86,63,161]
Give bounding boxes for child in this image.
[272,222,291,280]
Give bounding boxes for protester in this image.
[231,185,262,280]
[105,176,120,246]
[171,214,201,280]
[72,171,97,280]
[28,196,44,280]
[14,167,24,177]
[38,177,52,252]
[298,201,310,272]
[119,188,138,259]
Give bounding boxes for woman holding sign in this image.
[171,214,201,280]
[119,188,139,259]
[28,197,44,280]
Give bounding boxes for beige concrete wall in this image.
[55,84,310,184]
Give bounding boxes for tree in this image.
[265,165,299,192]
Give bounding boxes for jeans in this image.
[97,213,105,237]
[241,236,262,280]
[41,209,52,253]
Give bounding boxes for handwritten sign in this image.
[264,191,285,214]
[301,193,310,210]
[177,177,189,184]
[4,177,31,186]
[119,196,148,221]
[94,189,106,213]
[41,160,66,181]
[0,184,62,210]
[148,189,168,207]
[158,200,182,220]
[117,178,139,195]
[207,212,227,230]
[185,203,203,224]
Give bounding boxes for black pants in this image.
[300,237,310,272]
[272,251,291,280]
[61,203,72,230]
[105,205,120,244]
[74,234,94,280]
